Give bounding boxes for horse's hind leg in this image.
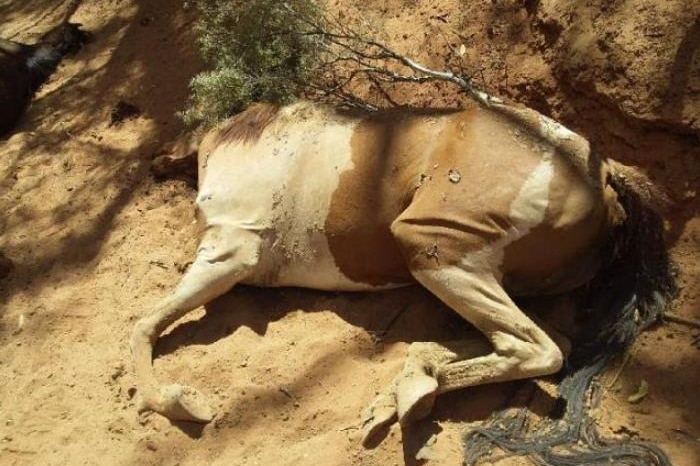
[130,226,261,423]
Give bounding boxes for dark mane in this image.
[218,103,280,144]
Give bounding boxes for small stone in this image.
[415,433,442,460]
[13,314,24,335]
[111,363,125,381]
[110,100,141,126]
[448,169,461,183]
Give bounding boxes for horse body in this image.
[131,99,632,443]
[198,101,617,294]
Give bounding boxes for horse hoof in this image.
[396,373,438,425]
[157,384,215,423]
[360,393,398,447]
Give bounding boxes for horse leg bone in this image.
[405,267,563,417]
[130,227,261,423]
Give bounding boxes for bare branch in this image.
[277,2,502,110]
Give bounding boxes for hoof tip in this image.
[397,374,438,425]
[156,384,215,423]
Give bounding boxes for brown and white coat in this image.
[131,99,626,443]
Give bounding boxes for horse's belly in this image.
[243,230,411,291]
[198,106,413,291]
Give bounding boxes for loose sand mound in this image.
[1,1,698,465]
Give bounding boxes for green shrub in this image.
[181,0,324,127]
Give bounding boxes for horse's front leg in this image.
[361,267,564,445]
[361,339,491,445]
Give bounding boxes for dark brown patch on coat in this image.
[325,112,449,286]
[218,103,280,145]
[391,107,546,270]
[0,24,86,136]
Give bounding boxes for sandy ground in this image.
[0,1,698,465]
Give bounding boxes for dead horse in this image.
[131,99,674,450]
[0,22,86,136]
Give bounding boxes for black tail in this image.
[462,162,677,466]
[25,22,86,91]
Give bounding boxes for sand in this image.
[1,1,698,465]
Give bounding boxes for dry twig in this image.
[277,3,503,110]
[663,311,700,329]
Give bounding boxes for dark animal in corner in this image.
[0,251,14,280]
[0,22,86,136]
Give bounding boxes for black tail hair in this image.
[25,22,86,91]
[462,162,677,466]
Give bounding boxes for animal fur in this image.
[131,99,675,465]
[0,22,86,136]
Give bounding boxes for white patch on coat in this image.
[509,151,554,230]
[537,114,577,142]
[457,150,555,278]
[196,102,393,291]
